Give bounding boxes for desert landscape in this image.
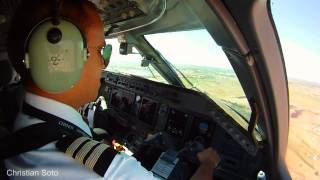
[285,80,320,180]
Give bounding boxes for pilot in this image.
[4,0,220,179]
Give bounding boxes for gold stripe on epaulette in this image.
[85,144,109,169]
[75,140,100,163]
[65,137,89,157]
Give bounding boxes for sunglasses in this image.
[100,44,112,67]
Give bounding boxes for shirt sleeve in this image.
[104,152,161,180]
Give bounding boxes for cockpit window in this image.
[145,30,252,125]
[105,38,168,84]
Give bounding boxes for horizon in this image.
[107,58,320,86]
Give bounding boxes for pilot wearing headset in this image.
[4,0,219,179]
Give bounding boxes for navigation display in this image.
[110,90,135,114]
[138,98,158,126]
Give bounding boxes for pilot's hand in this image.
[197,147,220,168]
[191,148,220,180]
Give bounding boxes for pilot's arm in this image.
[55,134,160,179]
[192,148,220,180]
[56,134,219,180]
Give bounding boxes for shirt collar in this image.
[25,92,92,136]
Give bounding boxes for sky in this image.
[107,0,320,84]
[271,0,320,83]
[145,30,232,69]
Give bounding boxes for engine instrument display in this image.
[138,98,158,126]
[110,90,135,114]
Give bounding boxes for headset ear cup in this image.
[24,53,30,69]
[25,19,86,93]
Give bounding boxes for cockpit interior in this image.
[0,0,290,179]
[93,71,264,179]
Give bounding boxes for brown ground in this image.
[286,80,320,180]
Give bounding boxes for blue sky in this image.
[271,0,320,53]
[271,0,320,83]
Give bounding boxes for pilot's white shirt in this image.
[5,92,159,180]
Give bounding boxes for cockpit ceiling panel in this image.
[101,0,204,37]
[90,0,145,25]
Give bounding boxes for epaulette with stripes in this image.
[56,136,119,176]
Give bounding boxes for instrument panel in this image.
[97,71,264,180]
[106,87,214,142]
[99,71,258,155]
[100,72,215,148]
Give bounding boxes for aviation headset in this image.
[23,1,112,93]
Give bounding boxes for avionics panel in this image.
[138,97,158,126]
[109,88,159,128]
[165,109,190,137]
[188,117,215,145]
[110,89,135,114]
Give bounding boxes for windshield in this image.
[145,30,252,126]
[105,38,168,84]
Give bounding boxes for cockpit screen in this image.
[110,90,135,114]
[166,109,189,137]
[138,98,158,126]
